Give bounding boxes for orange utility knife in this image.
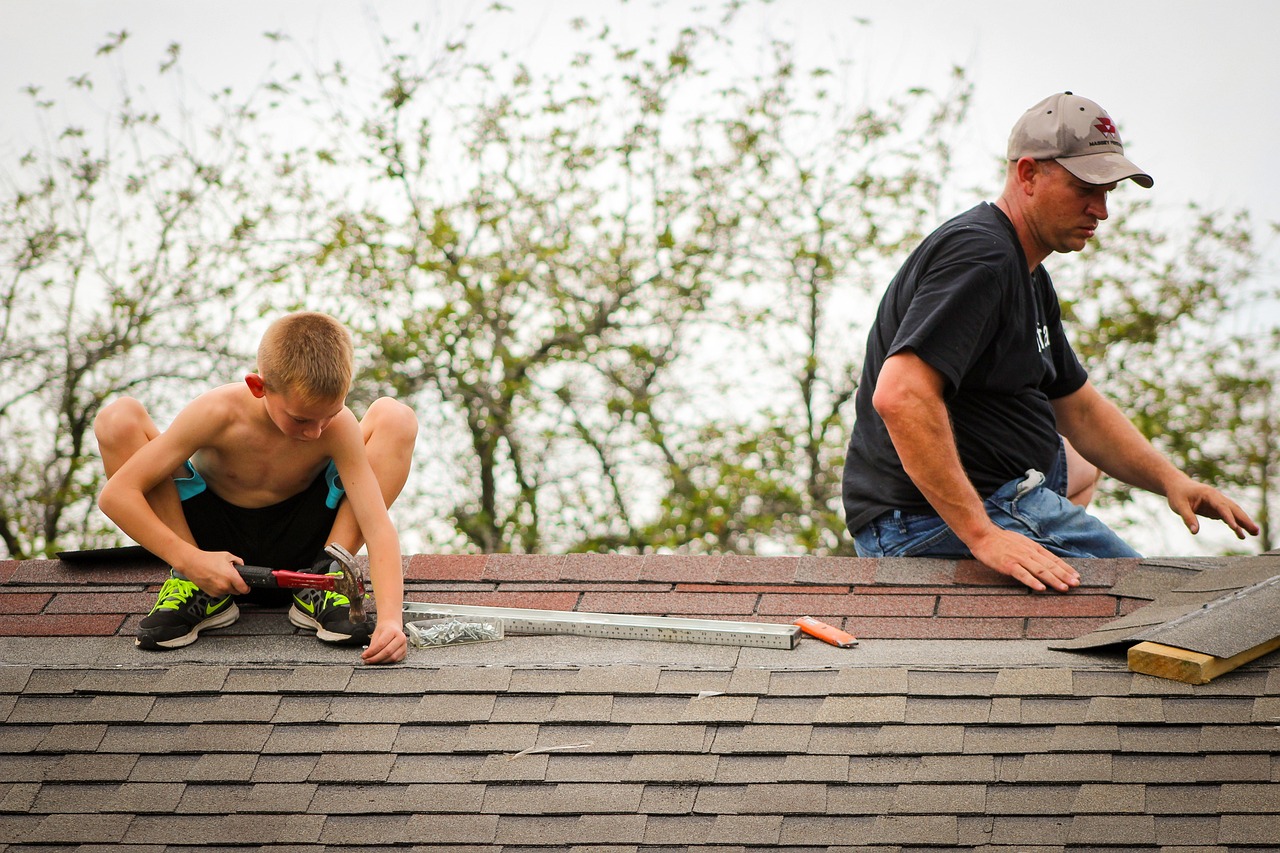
[793,616,858,648]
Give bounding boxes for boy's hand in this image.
[177,550,250,598]
[362,621,407,664]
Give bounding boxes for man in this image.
[842,92,1257,593]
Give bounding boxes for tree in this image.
[1058,200,1280,552]
[0,34,299,557]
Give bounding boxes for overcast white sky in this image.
[3,0,1276,554]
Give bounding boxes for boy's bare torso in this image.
[187,384,336,509]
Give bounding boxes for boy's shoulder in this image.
[181,382,254,417]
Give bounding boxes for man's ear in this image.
[1015,157,1041,192]
[245,374,267,398]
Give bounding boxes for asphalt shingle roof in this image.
[2,551,1280,851]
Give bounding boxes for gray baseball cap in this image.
[1008,92,1153,188]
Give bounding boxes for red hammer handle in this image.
[235,565,336,591]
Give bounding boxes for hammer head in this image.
[322,542,366,623]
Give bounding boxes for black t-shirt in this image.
[842,202,1089,533]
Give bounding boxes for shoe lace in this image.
[153,576,200,612]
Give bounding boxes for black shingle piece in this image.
[1144,574,1280,658]
[1055,560,1280,657]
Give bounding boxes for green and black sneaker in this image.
[289,572,372,646]
[136,575,239,650]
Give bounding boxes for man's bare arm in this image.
[1052,382,1258,539]
[873,351,1080,592]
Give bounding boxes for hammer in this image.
[236,542,366,622]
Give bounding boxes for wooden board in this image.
[1128,635,1280,684]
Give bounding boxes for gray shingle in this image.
[482,781,643,814]
[704,814,783,844]
[712,755,788,783]
[1146,783,1221,814]
[46,753,138,782]
[619,723,709,753]
[989,815,1071,846]
[388,754,485,783]
[654,669,734,695]
[31,781,184,815]
[1013,698,1089,725]
[37,723,107,752]
[985,784,1075,815]
[739,782,828,815]
[814,695,907,724]
[1220,813,1280,843]
[609,696,692,724]
[309,752,396,783]
[1049,723,1120,752]
[1200,723,1280,752]
[317,813,412,845]
[680,694,758,723]
[750,696,824,724]
[1086,696,1165,723]
[320,694,420,723]
[913,754,995,783]
[25,813,132,844]
[263,723,397,754]
[905,697,992,724]
[310,782,482,814]
[1153,814,1222,846]
[873,724,964,754]
[639,783,698,814]
[154,664,230,694]
[475,753,550,782]
[889,783,986,814]
[129,752,260,783]
[1072,782,1145,813]
[1164,697,1256,724]
[1067,813,1156,844]
[248,754,319,783]
[992,668,1074,695]
[641,814,716,845]
[623,754,719,783]
[1117,725,1202,753]
[907,671,998,696]
[177,781,318,813]
[146,694,280,723]
[489,694,554,722]
[962,726,1054,754]
[548,694,614,722]
[1013,753,1112,783]
[777,814,878,846]
[710,724,813,755]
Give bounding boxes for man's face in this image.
[262,387,345,441]
[1028,160,1116,255]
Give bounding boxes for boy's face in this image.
[247,375,344,441]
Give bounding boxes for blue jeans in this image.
[853,455,1141,561]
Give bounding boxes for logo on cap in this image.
[1094,116,1118,138]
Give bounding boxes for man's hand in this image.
[176,550,250,597]
[1165,478,1259,540]
[969,525,1081,593]
[362,621,407,665]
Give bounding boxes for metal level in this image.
[402,602,801,650]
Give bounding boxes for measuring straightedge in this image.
[402,602,801,650]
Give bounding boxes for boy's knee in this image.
[94,397,150,446]
[365,397,419,446]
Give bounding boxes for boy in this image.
[96,312,418,664]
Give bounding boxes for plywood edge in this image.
[1128,635,1280,684]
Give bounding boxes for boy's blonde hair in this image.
[257,312,354,403]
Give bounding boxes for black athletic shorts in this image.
[180,467,341,572]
